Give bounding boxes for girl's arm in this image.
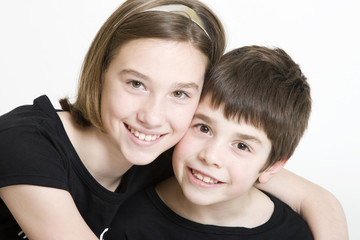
[0,185,99,240]
[257,168,348,240]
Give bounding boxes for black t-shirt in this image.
[106,186,314,240]
[0,95,173,239]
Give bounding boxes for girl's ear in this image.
[258,159,288,184]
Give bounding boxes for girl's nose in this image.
[137,95,166,127]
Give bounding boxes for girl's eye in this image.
[235,142,250,152]
[172,90,188,99]
[130,81,144,89]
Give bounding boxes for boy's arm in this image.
[256,168,349,240]
[0,185,99,240]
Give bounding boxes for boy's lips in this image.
[125,124,162,142]
[190,168,223,184]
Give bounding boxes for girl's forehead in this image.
[113,38,207,75]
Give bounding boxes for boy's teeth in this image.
[192,169,219,184]
[128,126,160,142]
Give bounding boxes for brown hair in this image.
[60,0,225,130]
[201,46,311,169]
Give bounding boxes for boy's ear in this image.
[258,159,288,184]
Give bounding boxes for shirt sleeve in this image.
[0,124,69,190]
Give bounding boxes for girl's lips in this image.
[125,124,162,142]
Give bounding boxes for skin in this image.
[64,38,208,191]
[159,96,285,227]
[100,39,207,167]
[0,38,208,240]
[0,39,349,239]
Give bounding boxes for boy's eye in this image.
[172,90,188,99]
[130,81,143,89]
[235,142,250,152]
[197,124,210,134]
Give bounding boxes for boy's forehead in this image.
[196,95,218,114]
[196,97,242,124]
[196,95,270,139]
[196,96,242,124]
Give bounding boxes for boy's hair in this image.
[60,0,226,130]
[201,46,311,170]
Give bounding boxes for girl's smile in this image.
[100,38,208,166]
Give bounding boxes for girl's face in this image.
[101,38,208,165]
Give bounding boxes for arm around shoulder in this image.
[0,185,99,240]
[257,168,349,240]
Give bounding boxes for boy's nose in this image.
[198,142,223,168]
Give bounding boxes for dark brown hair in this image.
[201,46,311,169]
[60,0,225,130]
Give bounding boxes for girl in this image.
[0,0,347,239]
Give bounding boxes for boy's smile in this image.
[188,167,223,186]
[172,95,273,207]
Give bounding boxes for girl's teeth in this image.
[203,176,211,183]
[128,126,160,142]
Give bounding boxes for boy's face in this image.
[172,96,273,206]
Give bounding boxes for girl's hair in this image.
[60,0,225,130]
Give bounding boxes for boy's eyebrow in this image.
[236,133,263,145]
[193,113,213,124]
[195,113,264,145]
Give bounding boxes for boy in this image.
[106,46,313,239]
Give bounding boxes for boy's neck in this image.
[156,177,275,228]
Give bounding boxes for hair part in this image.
[60,0,225,131]
[201,46,311,170]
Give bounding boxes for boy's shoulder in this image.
[107,185,313,239]
[157,180,314,239]
[262,191,314,239]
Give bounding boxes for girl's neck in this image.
[58,111,132,191]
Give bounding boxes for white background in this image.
[0,0,359,238]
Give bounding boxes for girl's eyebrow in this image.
[121,69,200,91]
[120,69,150,81]
[174,82,200,91]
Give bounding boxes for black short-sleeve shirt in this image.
[0,95,173,239]
[106,186,314,240]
